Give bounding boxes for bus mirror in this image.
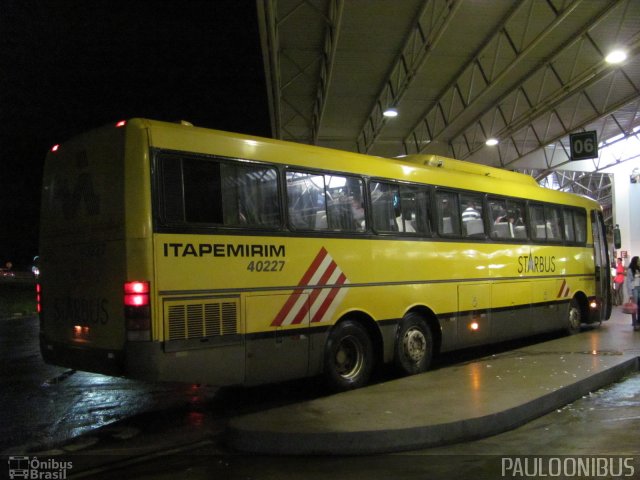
[614,224,621,249]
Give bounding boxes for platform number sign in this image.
[569,131,598,161]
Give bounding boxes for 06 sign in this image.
[569,131,598,161]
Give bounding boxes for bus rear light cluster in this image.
[35,283,41,314]
[124,281,151,341]
[124,281,149,306]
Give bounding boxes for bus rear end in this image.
[38,120,151,376]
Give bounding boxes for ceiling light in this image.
[486,138,499,146]
[383,108,398,118]
[605,49,627,64]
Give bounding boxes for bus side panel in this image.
[245,294,310,385]
[125,341,246,385]
[491,281,532,341]
[530,279,561,333]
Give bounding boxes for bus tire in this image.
[394,312,433,376]
[566,298,582,335]
[323,320,374,391]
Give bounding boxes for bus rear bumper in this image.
[39,334,125,376]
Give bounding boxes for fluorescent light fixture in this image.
[485,138,499,146]
[605,49,627,64]
[383,108,398,118]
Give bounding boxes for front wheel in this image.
[323,320,374,391]
[566,298,582,335]
[394,312,433,376]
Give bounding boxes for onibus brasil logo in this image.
[8,456,73,479]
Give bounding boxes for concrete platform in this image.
[225,308,640,455]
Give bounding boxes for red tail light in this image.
[124,281,150,306]
[36,283,41,314]
[124,281,151,341]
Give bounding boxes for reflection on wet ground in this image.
[0,315,327,454]
[0,316,214,453]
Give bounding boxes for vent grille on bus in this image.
[166,299,238,341]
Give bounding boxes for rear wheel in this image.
[566,298,582,335]
[394,312,433,375]
[323,320,374,391]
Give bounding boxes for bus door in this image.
[591,210,612,321]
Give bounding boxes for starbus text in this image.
[517,253,556,273]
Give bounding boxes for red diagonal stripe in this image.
[289,300,310,326]
[271,247,329,326]
[312,272,347,323]
[291,260,338,325]
[290,260,337,325]
[557,279,566,298]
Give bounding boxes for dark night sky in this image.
[0,0,270,268]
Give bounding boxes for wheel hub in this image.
[335,336,363,379]
[569,307,581,329]
[403,329,426,362]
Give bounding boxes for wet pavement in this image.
[1,310,639,479]
[0,315,218,454]
[0,315,328,457]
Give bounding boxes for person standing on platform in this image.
[627,256,640,331]
[614,258,626,305]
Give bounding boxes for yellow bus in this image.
[38,119,611,391]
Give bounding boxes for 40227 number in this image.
[247,260,285,272]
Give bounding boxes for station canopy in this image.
[257,0,640,216]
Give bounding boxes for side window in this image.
[370,181,398,232]
[529,204,546,241]
[460,193,485,237]
[183,158,222,223]
[326,174,366,232]
[162,156,187,223]
[435,191,460,236]
[489,197,509,239]
[529,203,563,242]
[221,163,280,227]
[401,185,430,235]
[507,200,527,239]
[159,155,281,228]
[286,171,325,229]
[544,205,562,241]
[286,170,365,232]
[369,182,430,234]
[489,197,527,239]
[574,209,587,243]
[563,209,575,242]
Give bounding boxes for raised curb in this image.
[225,317,639,455]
